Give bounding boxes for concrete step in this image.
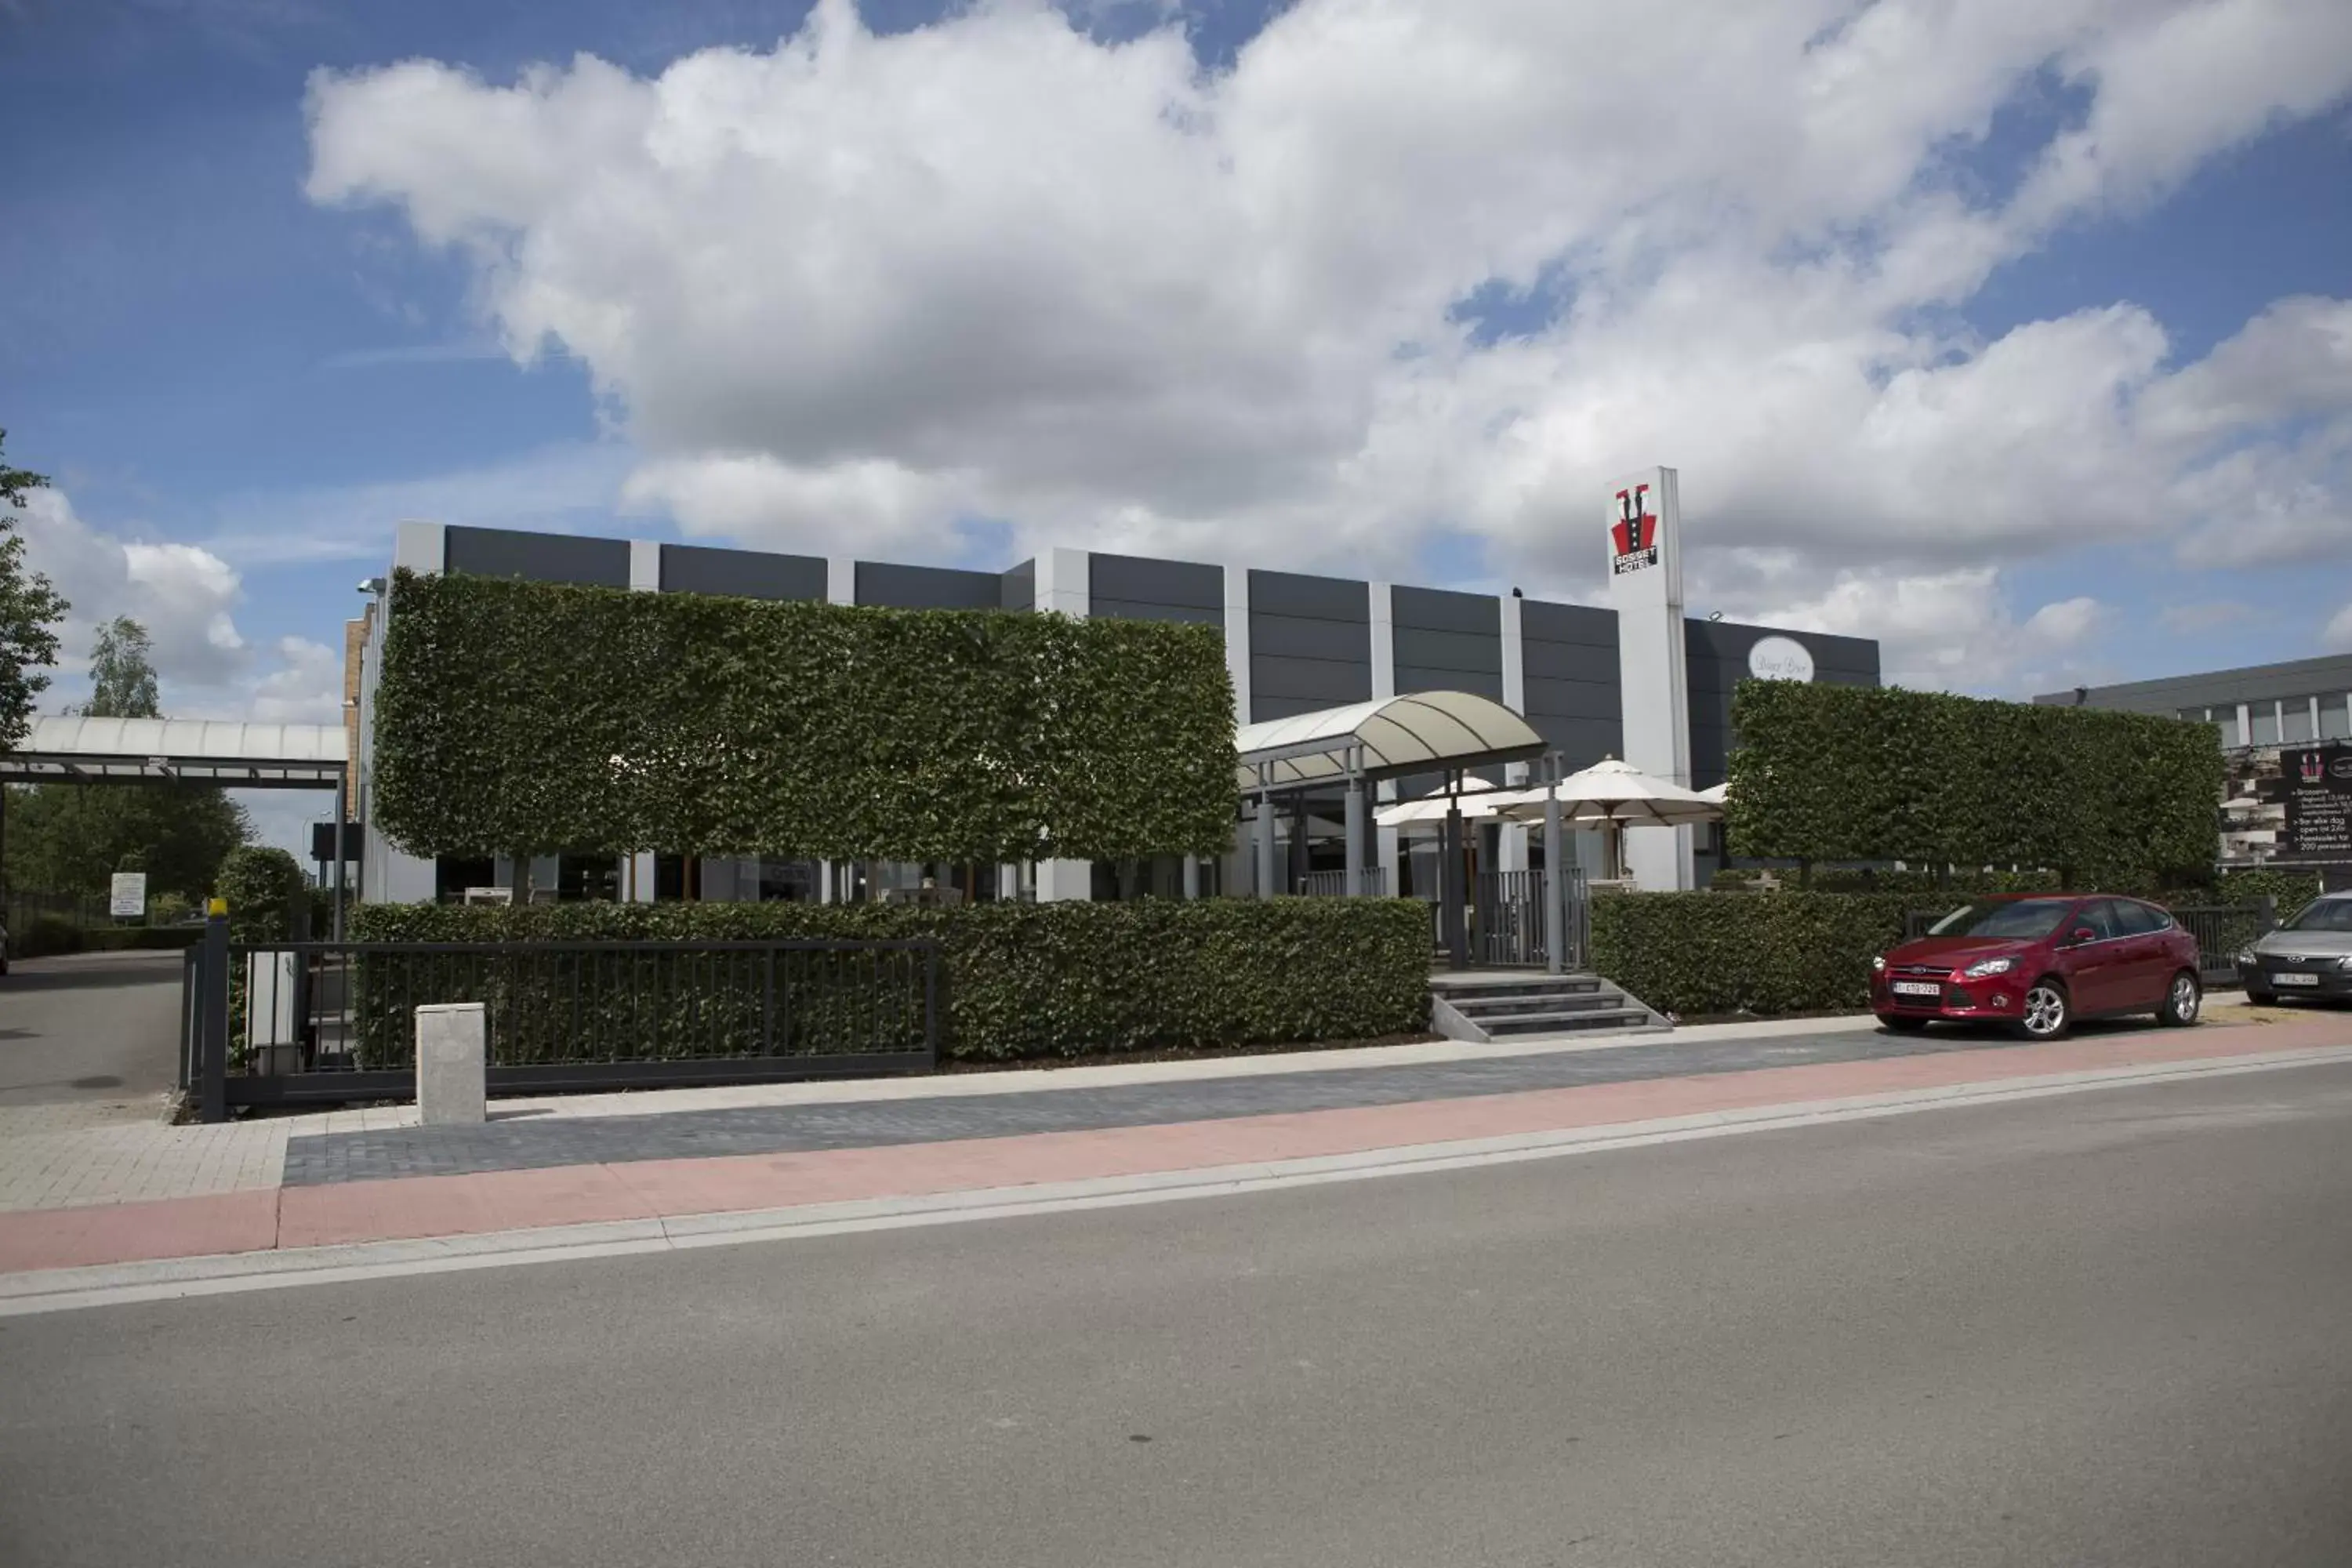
[1450,990,1629,1018]
[1479,1007,1658,1036]
[1428,975,1606,1000]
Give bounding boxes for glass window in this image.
[2250,703,2281,747]
[2112,900,2166,936]
[2077,900,2122,940]
[2283,699,2315,744]
[2321,697,2350,742]
[2214,712,2241,749]
[1929,898,2074,939]
[2282,898,2352,933]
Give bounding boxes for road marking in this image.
[5,1044,2350,1316]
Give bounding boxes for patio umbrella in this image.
[1696,782,1728,806]
[1487,757,1722,878]
[1374,775,1505,829]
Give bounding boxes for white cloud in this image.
[303,0,2352,686]
[16,486,347,731]
[2325,601,2352,651]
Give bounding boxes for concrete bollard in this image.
[416,1002,488,1125]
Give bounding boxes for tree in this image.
[1,616,251,901]
[84,615,161,719]
[0,429,70,755]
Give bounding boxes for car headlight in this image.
[1962,956,2016,979]
[2236,948,2258,967]
[2339,955,2352,972]
[1871,955,1887,973]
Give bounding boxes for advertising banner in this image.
[109,872,148,920]
[2281,742,2352,859]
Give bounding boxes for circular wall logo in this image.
[1747,636,1816,683]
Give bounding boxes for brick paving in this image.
[279,1022,2153,1186]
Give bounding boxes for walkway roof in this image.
[1235,691,1544,791]
[0,717,347,789]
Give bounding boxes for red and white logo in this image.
[1610,485,1660,575]
[2301,750,2327,785]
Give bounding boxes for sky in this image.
[4,0,2351,855]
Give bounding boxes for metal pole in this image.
[198,902,230,1124]
[1255,787,1277,898]
[1345,771,1366,897]
[1442,784,1468,971]
[331,802,347,942]
[1543,751,1565,975]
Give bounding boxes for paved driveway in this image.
[0,950,184,1116]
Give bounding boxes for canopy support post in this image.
[1344,751,1366,898]
[1542,750,1564,975]
[1254,771,1277,900]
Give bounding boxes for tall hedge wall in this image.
[350,898,1431,1064]
[1726,681,2222,879]
[373,570,1238,863]
[1590,892,1921,1018]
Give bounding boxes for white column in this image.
[363,524,446,904]
[1034,548,1094,901]
[392,519,446,575]
[627,541,661,901]
[1369,582,1400,897]
[818,560,858,902]
[1225,563,1253,724]
[1497,590,1530,873]
[1606,466,1694,891]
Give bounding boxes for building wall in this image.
[2038,654,2352,752]
[1247,569,1371,722]
[360,524,1883,902]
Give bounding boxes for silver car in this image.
[2238,893,2352,1004]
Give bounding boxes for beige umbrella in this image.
[1374,775,1505,829]
[1696,782,1728,807]
[1488,757,1722,879]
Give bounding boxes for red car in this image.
[1871,894,2203,1040]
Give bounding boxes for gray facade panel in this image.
[1249,694,1347,723]
[1685,620,1880,684]
[445,526,630,588]
[1395,662,1504,703]
[1252,655,1373,708]
[658,544,826,601]
[1000,560,1035,612]
[1523,676,1621,722]
[1250,612,1372,664]
[1521,600,1617,648]
[1089,554,1224,612]
[1091,597,1224,627]
[1529,715,1624,771]
[1392,625,1503,677]
[855,561,1002,611]
[1248,570,1368,623]
[1522,638,1619,683]
[2034,652,2352,715]
[1392,585,1500,636]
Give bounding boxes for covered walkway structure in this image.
[1235,691,1552,967]
[2,717,352,935]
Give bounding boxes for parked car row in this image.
[1871,889,2352,1040]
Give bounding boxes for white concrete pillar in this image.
[628,539,660,593]
[1225,563,1253,724]
[1369,582,1401,897]
[1498,590,1530,873]
[364,523,447,905]
[1034,547,1094,901]
[416,1002,486,1125]
[1606,467,1695,891]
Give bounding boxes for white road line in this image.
[5,1044,2350,1317]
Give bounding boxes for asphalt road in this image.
[0,950,183,1112]
[5,1061,2351,1567]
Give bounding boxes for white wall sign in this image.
[109,872,148,920]
[1746,635,1816,683]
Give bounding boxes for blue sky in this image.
[5,0,2351,859]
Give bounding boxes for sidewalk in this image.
[5,1011,2350,1296]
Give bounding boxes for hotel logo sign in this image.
[1610,485,1660,576]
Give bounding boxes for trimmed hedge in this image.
[1591,892,1920,1018]
[374,570,1237,865]
[349,898,1432,1065]
[1727,681,2222,880]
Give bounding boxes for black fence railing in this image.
[1416,869,1590,970]
[184,934,942,1117]
[1298,868,1388,898]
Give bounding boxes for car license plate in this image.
[2275,972,2320,988]
[1891,981,1941,997]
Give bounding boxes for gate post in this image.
[1542,752,1565,975]
[198,899,230,1124]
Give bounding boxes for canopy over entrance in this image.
[0,717,347,789]
[1235,691,1544,793]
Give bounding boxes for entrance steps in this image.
[1428,971,1669,1044]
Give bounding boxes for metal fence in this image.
[183,931,942,1119]
[1298,868,1388,898]
[1417,868,1589,970]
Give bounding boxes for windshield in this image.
[1926,898,2075,940]
[2283,899,2352,934]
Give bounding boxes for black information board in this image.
[2281,742,2352,859]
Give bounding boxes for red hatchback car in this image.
[1871,894,2203,1040]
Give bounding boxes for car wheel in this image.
[2013,979,2071,1041]
[2158,970,2200,1027]
[1877,1014,1929,1034]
